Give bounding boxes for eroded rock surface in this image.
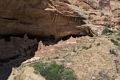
[0,0,120,80]
[0,0,120,38]
[0,0,97,40]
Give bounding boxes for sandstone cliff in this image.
[0,0,120,80]
[0,0,97,40]
[0,0,119,39]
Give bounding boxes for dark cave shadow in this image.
[0,66,12,80]
[0,35,39,80]
[40,34,88,46]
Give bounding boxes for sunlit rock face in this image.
[0,0,96,40]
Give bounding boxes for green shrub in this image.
[33,62,77,80]
[110,39,118,46]
[102,27,113,35]
[61,68,77,80]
